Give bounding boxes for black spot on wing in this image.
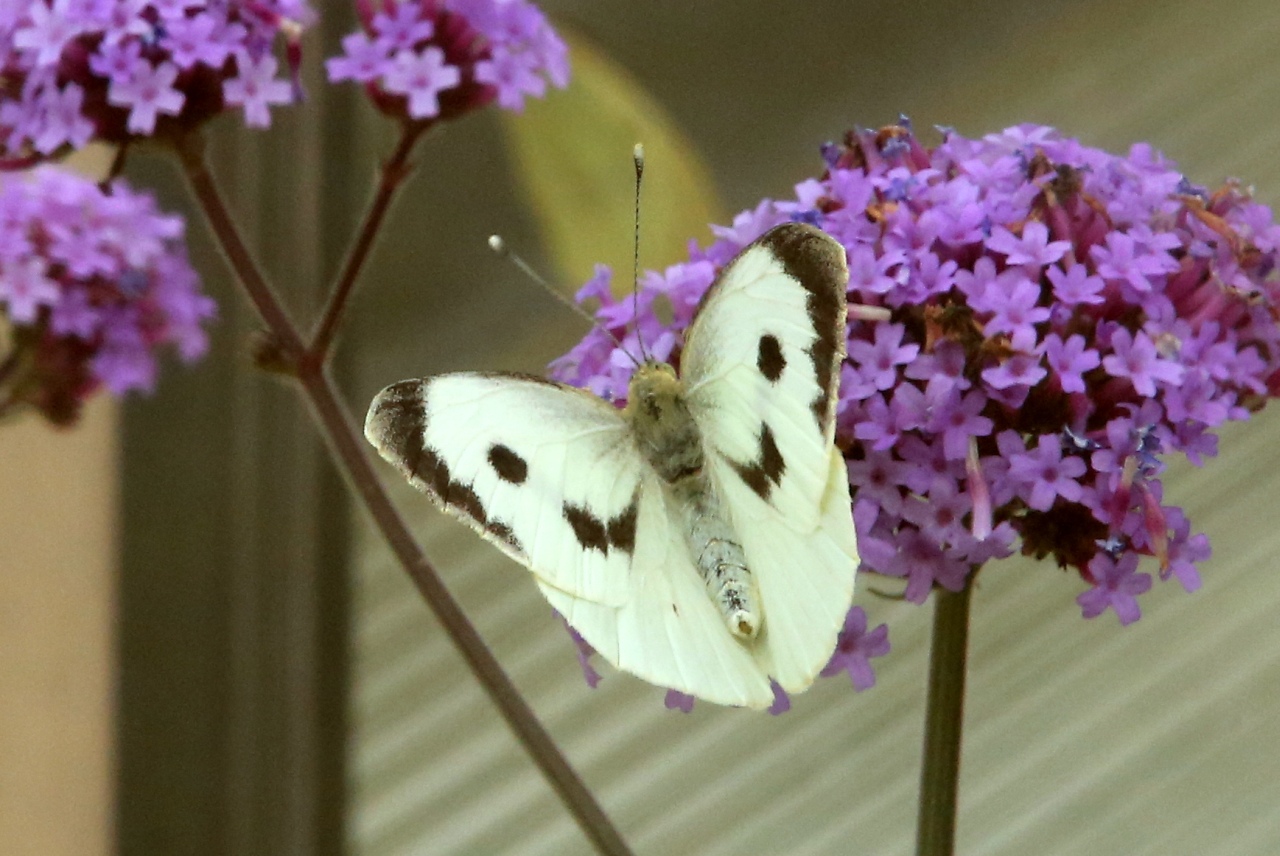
[606,495,639,555]
[757,334,786,382]
[757,223,848,432]
[564,503,608,552]
[759,425,786,482]
[730,423,786,501]
[487,443,528,484]
[564,493,640,556]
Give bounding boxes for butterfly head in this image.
[625,361,683,421]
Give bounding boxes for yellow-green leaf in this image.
[499,26,724,295]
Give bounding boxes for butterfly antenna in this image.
[487,235,629,355]
[631,143,651,364]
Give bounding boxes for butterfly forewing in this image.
[682,223,849,532]
[683,223,859,692]
[365,373,643,606]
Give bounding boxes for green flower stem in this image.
[174,131,634,856]
[915,577,974,856]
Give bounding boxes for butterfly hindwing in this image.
[682,223,849,532]
[365,373,643,606]
[718,446,859,692]
[538,475,776,709]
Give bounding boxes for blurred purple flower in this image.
[1,0,312,159]
[0,257,59,323]
[664,689,694,713]
[559,615,601,689]
[326,0,568,124]
[108,60,186,134]
[0,166,214,424]
[222,54,295,129]
[382,47,461,120]
[767,681,792,715]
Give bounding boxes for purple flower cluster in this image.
[0,166,213,424]
[552,121,1280,700]
[327,0,568,123]
[0,0,313,160]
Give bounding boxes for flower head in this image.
[0,166,214,424]
[551,121,1280,699]
[326,0,568,125]
[0,0,313,160]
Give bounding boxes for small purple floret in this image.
[820,606,891,691]
[664,690,695,713]
[1077,552,1153,625]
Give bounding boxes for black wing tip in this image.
[761,220,828,243]
[758,222,849,286]
[365,378,428,465]
[757,224,848,438]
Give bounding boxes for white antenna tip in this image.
[633,143,645,168]
[487,234,507,255]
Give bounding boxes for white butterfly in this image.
[365,222,858,709]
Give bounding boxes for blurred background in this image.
[5,0,1280,854]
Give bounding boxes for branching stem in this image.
[308,120,426,363]
[174,130,633,856]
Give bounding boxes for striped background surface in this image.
[347,1,1280,852]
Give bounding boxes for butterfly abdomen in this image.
[626,362,762,641]
[672,477,761,640]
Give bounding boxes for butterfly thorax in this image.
[624,362,704,483]
[624,362,761,641]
